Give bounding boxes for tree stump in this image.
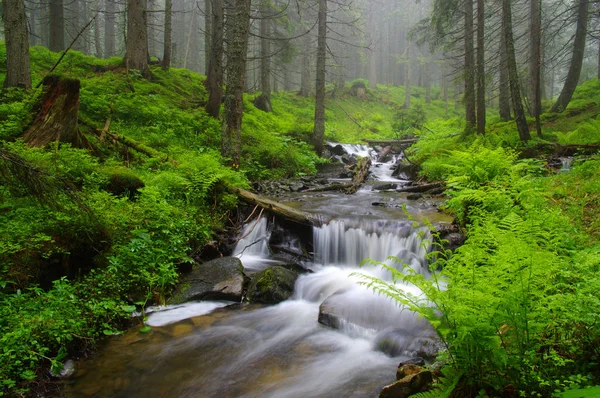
[23,75,87,148]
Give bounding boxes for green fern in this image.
[411,368,462,398]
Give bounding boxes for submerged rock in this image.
[169,257,246,304]
[246,266,299,304]
[50,359,76,379]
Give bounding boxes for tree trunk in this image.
[425,62,431,104]
[3,0,32,89]
[551,0,589,112]
[530,0,543,137]
[222,0,252,167]
[49,0,65,52]
[162,0,172,69]
[183,8,197,69]
[464,0,476,132]
[476,0,485,134]
[205,0,224,118]
[94,0,104,58]
[204,0,212,74]
[28,0,38,46]
[503,0,531,141]
[24,75,86,148]
[499,29,511,121]
[105,0,116,57]
[345,157,372,194]
[312,0,327,156]
[404,46,412,109]
[299,7,312,97]
[125,0,149,76]
[254,0,273,112]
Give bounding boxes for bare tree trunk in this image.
[499,30,511,121]
[105,0,116,56]
[125,0,149,76]
[49,0,65,52]
[312,0,327,156]
[183,8,197,69]
[3,0,32,89]
[368,9,377,90]
[205,0,224,118]
[254,0,272,112]
[94,0,104,58]
[476,0,485,134]
[222,0,252,167]
[162,0,172,69]
[503,0,531,141]
[425,61,431,104]
[464,0,476,132]
[551,0,589,112]
[204,0,212,74]
[530,0,543,137]
[28,0,38,46]
[404,45,412,109]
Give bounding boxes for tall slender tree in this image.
[162,0,173,69]
[313,0,327,156]
[503,0,531,141]
[464,0,476,132]
[105,0,116,56]
[125,0,149,76]
[222,0,252,167]
[49,0,65,52]
[3,0,32,89]
[551,0,589,112]
[530,0,543,137]
[476,0,485,134]
[254,0,273,112]
[498,30,511,121]
[205,0,224,118]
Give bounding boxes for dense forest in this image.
[2,0,600,397]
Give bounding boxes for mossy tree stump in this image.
[24,75,87,148]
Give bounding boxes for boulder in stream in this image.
[169,257,246,304]
[246,266,299,304]
[392,159,420,180]
[379,368,434,398]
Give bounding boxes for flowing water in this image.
[62,145,451,398]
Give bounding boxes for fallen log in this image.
[365,139,418,147]
[346,156,371,194]
[227,186,321,226]
[396,182,445,194]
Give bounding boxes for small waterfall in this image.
[337,142,405,183]
[313,219,429,275]
[232,217,272,270]
[560,157,573,173]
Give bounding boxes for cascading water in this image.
[62,144,444,398]
[338,143,405,184]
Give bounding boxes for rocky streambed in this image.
[61,143,456,398]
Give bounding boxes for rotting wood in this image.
[345,156,371,194]
[365,139,419,147]
[396,182,445,193]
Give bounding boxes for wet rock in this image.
[326,143,347,156]
[392,159,420,180]
[379,370,434,398]
[372,202,387,207]
[372,183,398,191]
[374,328,441,360]
[396,364,422,380]
[407,193,422,200]
[290,183,306,192]
[341,154,357,165]
[436,224,466,252]
[398,357,426,368]
[169,257,246,304]
[246,266,299,304]
[338,170,353,179]
[317,290,347,329]
[50,359,76,379]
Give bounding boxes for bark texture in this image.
[254,0,273,113]
[3,0,32,89]
[312,0,327,156]
[551,0,589,113]
[162,0,172,69]
[205,0,224,118]
[125,0,149,76]
[499,31,512,121]
[104,0,116,56]
[24,75,86,148]
[222,0,252,167]
[530,0,543,137]
[476,0,485,134]
[49,0,65,52]
[464,0,476,132]
[503,0,531,141]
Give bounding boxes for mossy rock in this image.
[169,257,246,304]
[104,168,145,199]
[246,266,299,304]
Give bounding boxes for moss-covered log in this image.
[396,182,445,193]
[24,75,88,148]
[345,156,371,194]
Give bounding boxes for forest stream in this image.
[61,145,453,398]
